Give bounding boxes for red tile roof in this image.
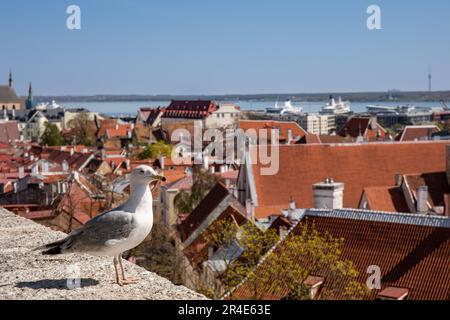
[139,107,166,126]
[298,134,354,144]
[183,205,249,266]
[249,142,447,219]
[338,117,387,141]
[45,150,93,171]
[397,125,440,142]
[239,120,306,143]
[97,122,133,139]
[162,100,218,119]
[230,210,450,300]
[0,121,20,143]
[362,186,410,213]
[178,182,231,242]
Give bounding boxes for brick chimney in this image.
[312,178,344,209]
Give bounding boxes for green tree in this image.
[138,141,172,160]
[173,166,220,213]
[41,122,64,146]
[241,221,368,300]
[202,218,279,298]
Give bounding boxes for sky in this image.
[0,0,449,96]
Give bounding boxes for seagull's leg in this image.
[118,254,139,285]
[113,255,123,285]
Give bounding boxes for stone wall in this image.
[0,208,206,300]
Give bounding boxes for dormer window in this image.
[377,287,409,300]
[303,275,324,299]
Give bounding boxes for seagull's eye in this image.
[140,169,145,173]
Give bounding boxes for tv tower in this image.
[428,65,432,92]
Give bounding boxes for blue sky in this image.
[0,0,449,95]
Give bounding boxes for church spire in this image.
[26,82,34,110]
[8,69,12,87]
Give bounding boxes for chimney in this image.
[31,164,39,175]
[245,199,254,220]
[70,148,75,156]
[18,166,25,179]
[115,124,119,130]
[289,198,296,210]
[416,186,429,214]
[62,160,69,172]
[287,129,292,144]
[312,178,344,209]
[444,194,450,218]
[395,173,403,187]
[41,160,49,174]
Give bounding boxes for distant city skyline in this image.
[1,0,449,96]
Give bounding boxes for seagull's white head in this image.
[131,165,166,185]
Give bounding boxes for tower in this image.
[428,66,432,92]
[26,82,34,110]
[8,70,12,87]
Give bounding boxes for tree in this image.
[137,141,172,160]
[41,122,64,146]
[241,221,368,300]
[67,113,97,146]
[202,218,279,298]
[174,166,220,213]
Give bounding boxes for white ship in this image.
[320,96,351,115]
[266,99,303,115]
[35,100,62,110]
[366,104,417,114]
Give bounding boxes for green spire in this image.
[26,82,34,110]
[8,69,12,87]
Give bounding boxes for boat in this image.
[35,100,62,110]
[366,104,417,115]
[266,99,303,115]
[320,96,351,115]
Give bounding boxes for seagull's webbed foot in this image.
[117,277,139,286]
[115,254,140,286]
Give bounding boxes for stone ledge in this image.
[0,208,206,300]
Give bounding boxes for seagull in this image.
[35,165,166,286]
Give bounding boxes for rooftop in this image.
[248,141,447,219]
[230,208,450,300]
[0,208,206,300]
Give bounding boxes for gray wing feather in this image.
[61,209,136,253]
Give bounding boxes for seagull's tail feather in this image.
[33,238,69,255]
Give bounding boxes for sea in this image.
[61,100,443,116]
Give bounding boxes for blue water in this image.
[61,100,443,116]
